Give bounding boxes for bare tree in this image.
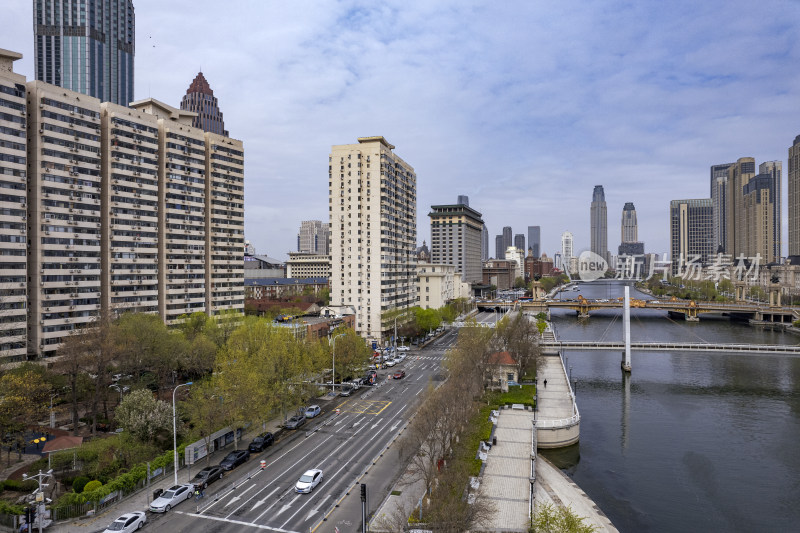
[423,456,496,533]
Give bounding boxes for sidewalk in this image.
[536,355,575,422]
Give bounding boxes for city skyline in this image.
[6,0,800,259]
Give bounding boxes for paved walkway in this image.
[536,354,575,421]
[479,407,534,532]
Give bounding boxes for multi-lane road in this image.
[144,323,476,532]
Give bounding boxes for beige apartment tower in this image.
[726,157,781,264]
[790,135,800,257]
[0,49,244,362]
[329,137,416,344]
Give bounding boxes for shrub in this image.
[72,476,90,493]
[3,479,37,492]
[83,480,102,493]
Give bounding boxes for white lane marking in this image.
[177,511,298,532]
[250,486,280,511]
[303,494,330,522]
[390,420,401,431]
[333,414,350,426]
[371,418,382,429]
[416,374,424,382]
[224,484,256,507]
[274,503,292,516]
[415,388,422,395]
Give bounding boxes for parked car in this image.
[218,449,250,471]
[285,415,306,429]
[102,511,146,532]
[248,432,274,453]
[190,465,224,490]
[385,357,397,367]
[397,345,410,352]
[396,353,406,363]
[149,484,193,513]
[340,384,354,397]
[305,405,321,418]
[295,469,323,493]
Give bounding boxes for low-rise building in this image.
[417,263,456,309]
[286,252,330,279]
[483,260,514,290]
[244,277,328,300]
[244,254,286,279]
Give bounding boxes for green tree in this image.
[530,502,596,533]
[514,276,527,289]
[415,307,442,333]
[114,389,172,444]
[328,328,371,382]
[184,379,228,465]
[0,369,51,464]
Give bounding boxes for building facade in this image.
[34,0,135,106]
[0,49,244,361]
[179,72,228,136]
[561,231,573,273]
[710,162,733,253]
[481,224,489,261]
[514,233,525,253]
[482,260,514,290]
[620,202,638,243]
[328,136,416,343]
[790,135,800,258]
[297,220,330,255]
[429,201,484,283]
[726,157,756,260]
[742,161,781,263]
[495,234,504,259]
[527,225,540,258]
[502,226,512,253]
[286,252,331,279]
[670,199,713,275]
[416,262,455,310]
[590,185,608,261]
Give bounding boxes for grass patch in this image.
[487,384,536,407]
[391,490,402,496]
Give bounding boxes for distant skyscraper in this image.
[457,195,469,207]
[297,220,329,255]
[710,163,734,253]
[180,72,228,136]
[429,201,484,282]
[34,0,135,106]
[790,135,800,257]
[481,224,489,261]
[670,199,713,275]
[621,202,638,243]
[590,185,608,261]
[528,226,540,258]
[742,161,781,263]
[495,235,505,259]
[502,226,512,252]
[726,157,756,260]
[561,231,574,273]
[514,233,525,253]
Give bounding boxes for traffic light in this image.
[360,483,366,502]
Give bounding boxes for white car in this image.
[103,511,146,532]
[385,357,397,367]
[296,469,323,493]
[149,484,193,513]
[396,353,406,363]
[397,345,410,352]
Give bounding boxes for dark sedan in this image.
[218,449,250,471]
[190,465,224,490]
[285,415,306,430]
[393,370,406,379]
[248,432,274,453]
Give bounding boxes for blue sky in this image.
[5,0,800,260]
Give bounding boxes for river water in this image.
[543,280,800,533]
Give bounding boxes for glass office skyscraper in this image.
[34,0,135,106]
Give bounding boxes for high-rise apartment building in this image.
[179,72,228,136]
[670,199,713,275]
[328,137,416,343]
[495,235,505,259]
[790,135,800,257]
[0,51,28,361]
[527,226,540,258]
[514,233,525,254]
[429,200,484,283]
[590,185,608,261]
[0,48,244,362]
[725,157,756,260]
[742,161,781,263]
[710,162,733,253]
[297,220,330,255]
[561,231,573,273]
[502,226,512,252]
[481,224,489,261]
[33,0,135,106]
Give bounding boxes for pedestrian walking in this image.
[543,379,547,388]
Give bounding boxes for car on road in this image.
[190,465,224,490]
[397,345,410,352]
[295,469,323,493]
[248,432,274,453]
[393,370,406,379]
[385,357,397,367]
[218,449,250,471]
[149,484,193,513]
[396,353,406,363]
[102,511,146,532]
[305,405,321,418]
[340,384,354,397]
[285,414,306,429]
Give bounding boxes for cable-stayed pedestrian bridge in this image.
[540,340,800,355]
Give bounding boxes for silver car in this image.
[149,484,193,513]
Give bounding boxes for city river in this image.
[544,280,800,532]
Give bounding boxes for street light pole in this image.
[22,469,52,533]
[172,382,193,486]
[330,333,345,393]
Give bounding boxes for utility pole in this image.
[22,469,52,533]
